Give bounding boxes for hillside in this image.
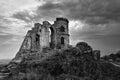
[2,42,120,80]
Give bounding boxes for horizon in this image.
[0,0,120,59]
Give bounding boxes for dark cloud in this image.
[12,0,120,24]
[36,0,120,24]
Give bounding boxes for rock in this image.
[93,50,101,60]
[76,42,93,55]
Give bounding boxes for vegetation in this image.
[2,42,120,80]
[102,51,120,62]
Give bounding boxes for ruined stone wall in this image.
[18,17,70,53]
[40,21,51,49]
[19,30,32,51]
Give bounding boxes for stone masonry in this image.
[19,17,70,52]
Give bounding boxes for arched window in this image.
[61,37,64,45]
[39,29,41,32]
[49,27,55,48]
[60,26,65,32]
[36,34,40,47]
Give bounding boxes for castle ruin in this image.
[19,17,70,52]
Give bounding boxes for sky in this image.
[0,0,120,59]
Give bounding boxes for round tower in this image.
[54,17,69,49]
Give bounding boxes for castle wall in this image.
[40,25,49,48]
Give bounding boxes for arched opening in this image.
[61,37,64,45]
[60,26,65,32]
[49,27,55,48]
[36,34,40,48]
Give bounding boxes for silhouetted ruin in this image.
[20,17,69,52]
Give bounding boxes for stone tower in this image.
[53,18,69,49]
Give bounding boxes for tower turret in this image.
[54,17,69,49]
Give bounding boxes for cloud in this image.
[12,10,35,23]
[0,0,40,15]
[10,0,120,25]
[0,16,30,36]
[35,0,120,24]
